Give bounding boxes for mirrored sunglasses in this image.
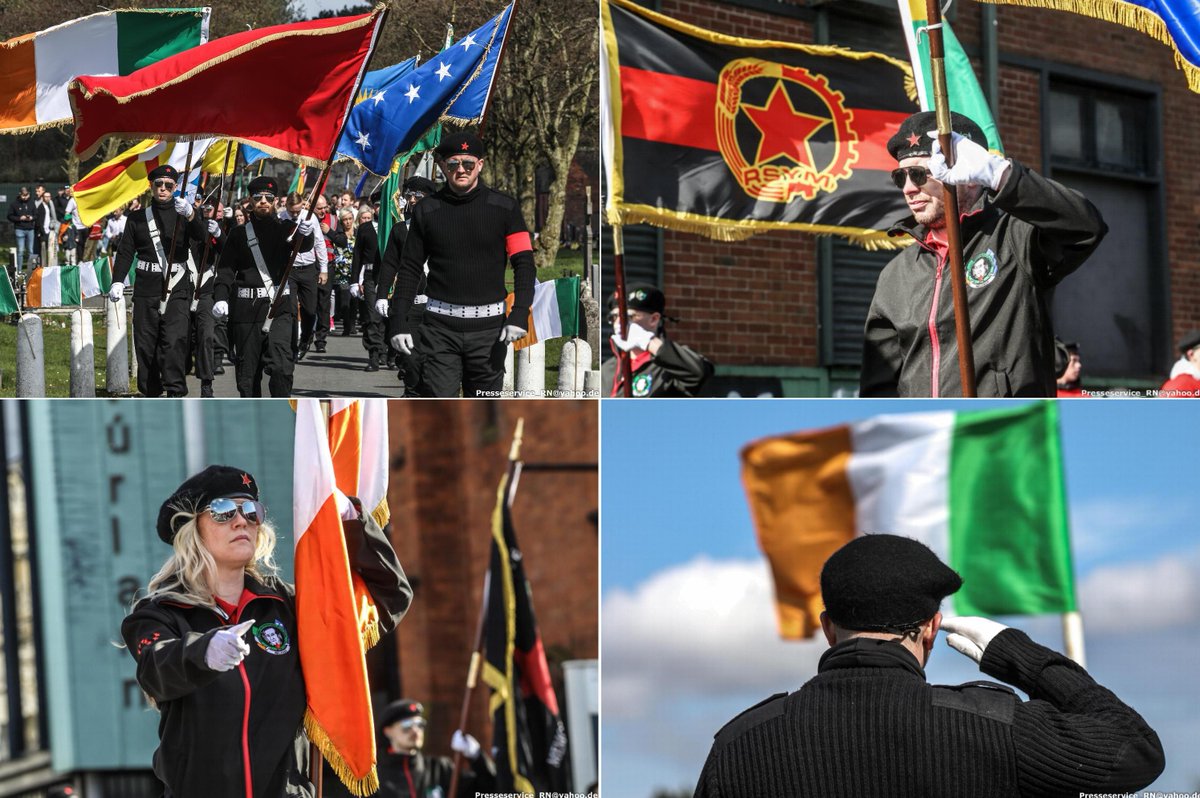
[206,497,266,525]
[890,166,930,190]
[398,718,427,731]
[443,159,478,173]
[152,179,177,189]
[252,192,276,202]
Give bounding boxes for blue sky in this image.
[601,399,1200,796]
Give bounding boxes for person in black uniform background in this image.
[351,199,386,373]
[388,132,535,397]
[376,699,495,798]
[121,465,412,798]
[694,534,1165,798]
[603,285,713,397]
[213,176,317,397]
[373,176,437,392]
[108,164,207,397]
[279,193,327,361]
[189,202,224,397]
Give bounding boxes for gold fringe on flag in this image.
[304,711,380,798]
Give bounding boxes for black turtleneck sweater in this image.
[111,201,207,298]
[389,181,535,334]
[695,630,1164,798]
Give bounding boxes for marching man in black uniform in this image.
[387,132,535,397]
[213,176,317,397]
[108,164,207,397]
[189,202,224,397]
[350,199,386,373]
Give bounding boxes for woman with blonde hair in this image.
[122,465,411,798]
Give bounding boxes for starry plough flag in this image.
[602,0,919,245]
[339,2,514,176]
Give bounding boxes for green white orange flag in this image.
[897,0,1003,153]
[26,259,111,307]
[741,402,1075,639]
[327,399,390,648]
[0,8,209,134]
[510,277,581,351]
[0,268,18,314]
[293,399,377,796]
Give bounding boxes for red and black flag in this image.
[481,467,570,795]
[601,0,918,245]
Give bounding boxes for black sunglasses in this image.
[251,192,276,202]
[152,179,177,189]
[890,166,930,190]
[206,497,266,525]
[443,159,478,173]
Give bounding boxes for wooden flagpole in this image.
[923,0,977,396]
[193,143,240,307]
[448,418,525,798]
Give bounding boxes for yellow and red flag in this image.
[293,399,377,796]
[327,399,391,648]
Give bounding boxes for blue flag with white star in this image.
[338,3,515,175]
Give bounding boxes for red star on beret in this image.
[242,473,252,486]
[906,132,921,146]
[460,142,469,151]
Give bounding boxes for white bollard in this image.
[70,308,95,397]
[583,369,602,397]
[15,313,45,397]
[556,339,593,398]
[503,344,515,394]
[106,298,130,395]
[514,341,546,397]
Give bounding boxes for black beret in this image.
[379,699,424,729]
[820,534,962,632]
[435,131,484,158]
[402,176,437,195]
[1178,330,1200,353]
[616,284,666,315]
[147,164,180,183]
[1054,338,1071,378]
[248,176,279,196]
[887,111,988,161]
[156,465,260,544]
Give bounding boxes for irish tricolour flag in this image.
[741,403,1075,639]
[0,9,209,134]
[26,259,112,308]
[510,277,580,351]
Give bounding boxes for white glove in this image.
[392,333,414,354]
[207,220,221,238]
[451,730,481,760]
[940,616,1009,664]
[611,321,655,352]
[349,282,362,299]
[223,207,234,219]
[296,210,317,236]
[928,131,1011,191]
[204,619,255,672]
[375,298,389,318]
[108,281,125,302]
[212,300,229,319]
[174,196,194,219]
[498,324,527,344]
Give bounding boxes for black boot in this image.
[200,380,214,398]
[365,353,379,372]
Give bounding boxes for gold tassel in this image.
[304,711,380,798]
[616,204,905,249]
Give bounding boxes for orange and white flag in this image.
[327,399,390,647]
[294,399,377,796]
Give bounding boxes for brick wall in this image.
[383,400,598,758]
[648,0,1200,370]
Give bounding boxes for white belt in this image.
[137,260,186,274]
[426,298,504,318]
[414,294,428,305]
[237,286,290,299]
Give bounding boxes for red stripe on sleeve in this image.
[506,231,533,256]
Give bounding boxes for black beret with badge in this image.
[887,111,988,162]
[156,465,259,544]
[378,699,425,729]
[403,176,438,195]
[147,164,180,183]
[248,175,280,196]
[820,534,962,632]
[435,130,484,158]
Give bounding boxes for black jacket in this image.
[602,335,714,397]
[7,196,36,230]
[695,631,1164,798]
[377,749,496,798]
[112,203,208,299]
[214,213,314,323]
[861,161,1106,397]
[121,513,412,798]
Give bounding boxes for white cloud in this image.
[1069,497,1193,566]
[602,556,826,721]
[1078,547,1200,634]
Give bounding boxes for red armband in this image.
[506,231,533,257]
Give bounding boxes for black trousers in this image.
[315,277,333,345]
[191,296,216,380]
[333,285,358,333]
[232,306,295,397]
[414,317,506,397]
[213,313,229,363]
[390,306,427,397]
[362,281,387,360]
[133,294,191,397]
[291,265,319,345]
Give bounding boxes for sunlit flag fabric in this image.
[482,467,570,794]
[0,8,209,134]
[327,399,390,648]
[72,137,215,226]
[977,0,1200,92]
[741,402,1076,639]
[602,0,917,246]
[897,0,1003,153]
[333,56,418,164]
[68,8,386,165]
[0,269,17,314]
[507,277,580,351]
[26,259,112,307]
[340,3,514,176]
[293,400,378,796]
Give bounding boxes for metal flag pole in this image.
[1061,610,1086,668]
[193,143,239,309]
[611,225,632,397]
[923,0,977,396]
